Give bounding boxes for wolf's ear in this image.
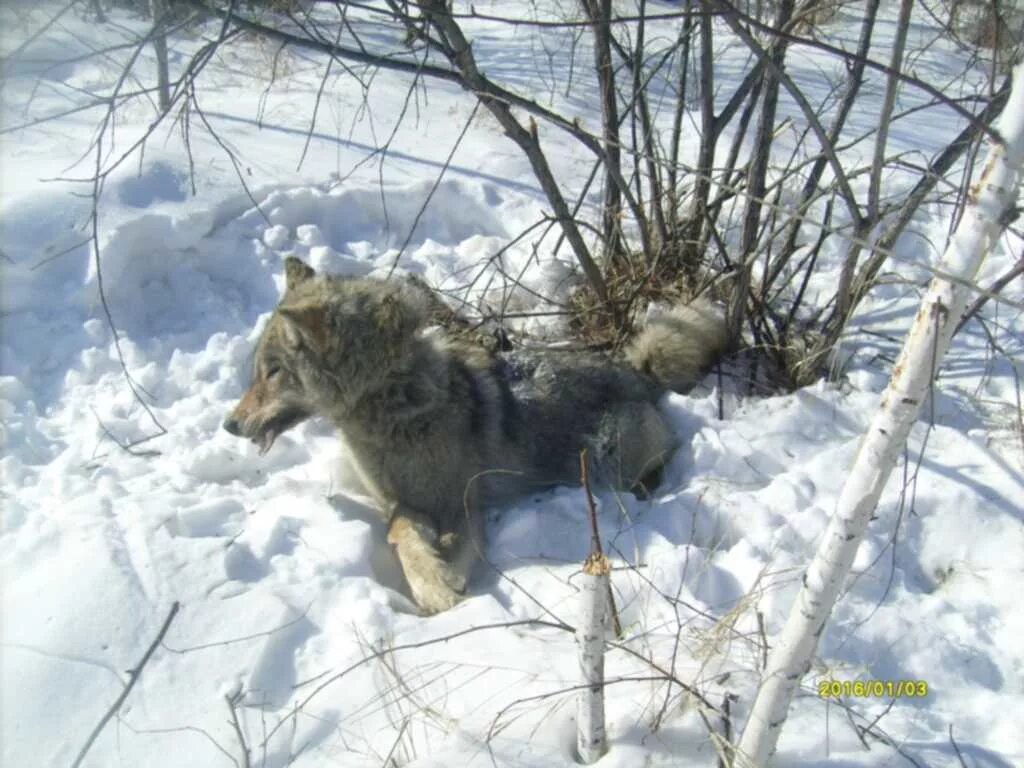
[278,302,328,349]
[284,257,316,292]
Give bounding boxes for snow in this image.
[1,2,1022,767]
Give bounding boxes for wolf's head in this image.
[223,257,426,453]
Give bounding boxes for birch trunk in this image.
[736,62,1024,768]
[576,551,610,764]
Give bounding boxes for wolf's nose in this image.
[223,417,242,436]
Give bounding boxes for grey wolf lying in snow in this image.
[224,257,726,614]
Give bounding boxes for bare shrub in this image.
[943,0,1024,70]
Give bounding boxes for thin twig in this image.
[71,602,181,768]
[956,255,1024,335]
[718,693,736,768]
[948,724,970,768]
[225,692,251,768]
[756,610,768,671]
[386,101,480,278]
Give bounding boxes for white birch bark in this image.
[737,63,1024,768]
[576,552,610,764]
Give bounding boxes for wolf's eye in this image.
[266,364,282,379]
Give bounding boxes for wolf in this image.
[224,257,727,614]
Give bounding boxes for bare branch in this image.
[71,602,181,768]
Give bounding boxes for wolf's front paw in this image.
[412,581,463,615]
[406,557,467,614]
[390,513,469,614]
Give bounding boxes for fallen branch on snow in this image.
[71,601,181,768]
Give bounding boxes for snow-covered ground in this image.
[2,2,1022,766]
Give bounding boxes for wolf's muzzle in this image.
[222,416,242,436]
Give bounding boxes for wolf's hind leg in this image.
[388,510,466,615]
[594,402,675,496]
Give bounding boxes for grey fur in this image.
[224,257,727,613]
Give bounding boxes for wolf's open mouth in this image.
[252,407,310,455]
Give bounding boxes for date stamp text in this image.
[817,679,929,699]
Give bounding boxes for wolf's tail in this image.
[625,299,728,393]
